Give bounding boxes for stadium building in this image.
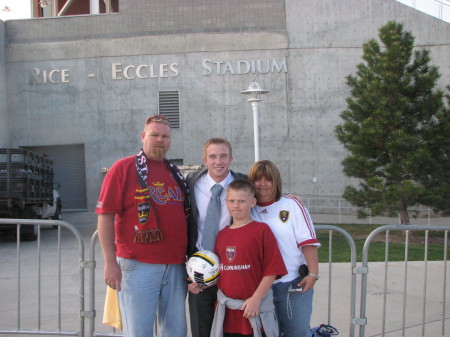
[0,0,449,211]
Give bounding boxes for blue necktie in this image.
[201,184,223,251]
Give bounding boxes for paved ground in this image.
[0,211,448,336]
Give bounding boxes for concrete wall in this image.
[2,0,449,210]
[0,19,8,147]
[6,0,286,44]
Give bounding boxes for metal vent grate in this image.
[158,90,180,128]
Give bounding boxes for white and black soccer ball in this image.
[186,250,220,287]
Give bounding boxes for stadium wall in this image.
[1,0,449,210]
[0,19,8,147]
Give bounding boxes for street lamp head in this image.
[40,0,50,8]
[241,81,270,102]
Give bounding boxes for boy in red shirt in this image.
[211,179,287,337]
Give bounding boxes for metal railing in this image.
[85,225,359,337]
[1,218,448,336]
[297,194,441,225]
[88,230,122,337]
[0,219,85,336]
[314,225,358,337]
[396,0,450,23]
[359,225,449,337]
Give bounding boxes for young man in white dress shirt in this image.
[186,138,246,337]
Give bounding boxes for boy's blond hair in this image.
[226,178,255,197]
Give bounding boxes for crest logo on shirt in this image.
[226,246,236,262]
[137,201,150,224]
[279,210,289,223]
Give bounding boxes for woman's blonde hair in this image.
[248,160,282,201]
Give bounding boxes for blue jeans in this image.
[116,257,187,337]
[272,281,314,337]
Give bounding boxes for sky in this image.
[0,0,32,21]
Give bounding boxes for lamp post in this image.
[39,0,50,8]
[241,81,269,162]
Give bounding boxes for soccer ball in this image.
[186,250,220,287]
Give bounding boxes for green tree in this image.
[335,21,449,225]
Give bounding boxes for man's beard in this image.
[147,147,166,160]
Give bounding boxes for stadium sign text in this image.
[28,58,288,85]
[202,58,287,76]
[111,62,179,79]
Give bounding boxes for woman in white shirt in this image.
[248,160,320,337]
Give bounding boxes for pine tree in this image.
[335,21,449,225]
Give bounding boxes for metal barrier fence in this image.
[359,225,449,337]
[0,219,85,336]
[0,219,448,336]
[395,0,450,23]
[88,230,122,337]
[313,225,358,337]
[87,225,359,337]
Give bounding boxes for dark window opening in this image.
[34,0,119,18]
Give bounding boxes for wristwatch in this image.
[308,272,319,280]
